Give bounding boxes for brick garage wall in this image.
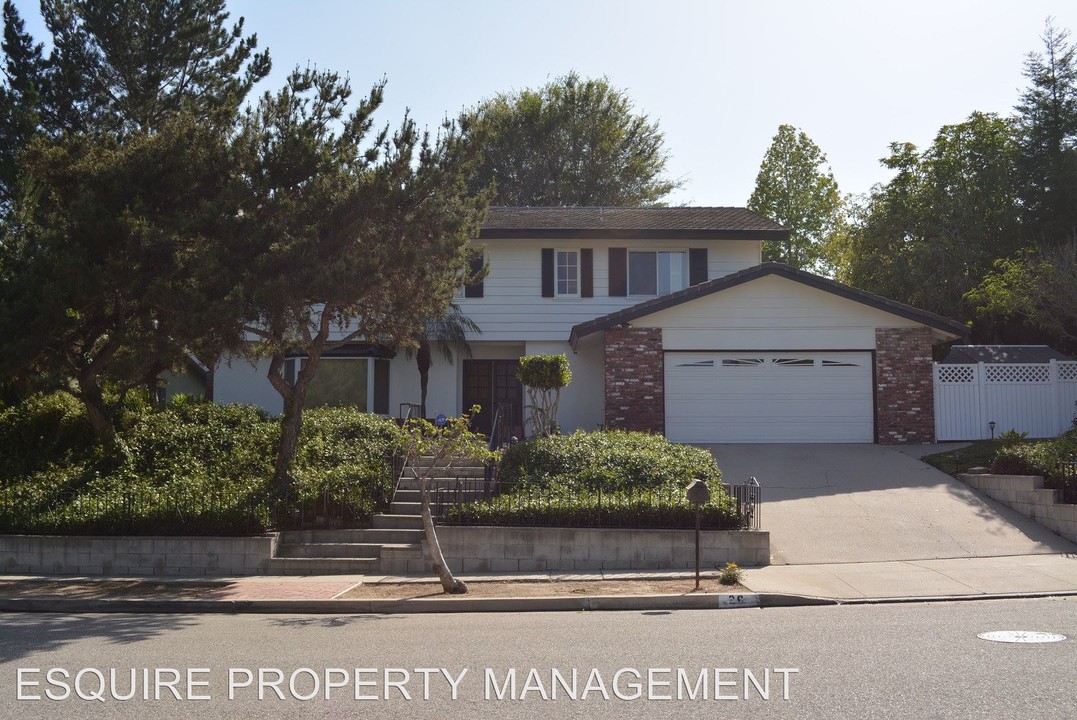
[604,327,664,432]
[875,327,935,444]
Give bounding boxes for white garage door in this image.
[665,352,874,443]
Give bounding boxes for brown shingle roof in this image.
[479,206,788,240]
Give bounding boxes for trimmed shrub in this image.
[452,430,739,529]
[991,428,1077,484]
[0,394,400,535]
[499,430,722,491]
[0,392,95,479]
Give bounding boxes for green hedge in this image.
[0,393,399,535]
[991,428,1077,485]
[453,431,740,529]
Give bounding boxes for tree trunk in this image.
[78,373,117,444]
[419,471,467,594]
[417,340,431,419]
[273,396,303,495]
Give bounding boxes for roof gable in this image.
[479,206,789,241]
[569,262,969,347]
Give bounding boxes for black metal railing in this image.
[432,478,762,532]
[1057,456,1077,504]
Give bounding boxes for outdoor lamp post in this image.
[989,421,996,440]
[685,479,711,591]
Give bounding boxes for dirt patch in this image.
[338,578,749,600]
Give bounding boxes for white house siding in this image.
[524,339,605,434]
[457,238,760,341]
[637,274,926,350]
[213,355,282,414]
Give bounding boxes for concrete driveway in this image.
[707,444,1077,565]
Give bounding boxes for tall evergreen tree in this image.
[0,0,269,441]
[1014,18,1077,242]
[748,124,844,272]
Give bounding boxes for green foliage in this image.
[991,429,1077,485]
[0,394,399,535]
[967,244,1077,354]
[718,562,743,586]
[499,430,721,491]
[516,354,572,391]
[0,392,94,478]
[835,112,1022,321]
[467,71,680,206]
[997,429,1030,447]
[748,124,844,272]
[395,407,496,471]
[1014,20,1077,242]
[462,431,739,529]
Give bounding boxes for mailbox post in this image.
[685,479,711,591]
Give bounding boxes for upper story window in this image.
[556,250,579,297]
[629,250,687,296]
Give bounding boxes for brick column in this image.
[604,327,664,433]
[875,327,935,444]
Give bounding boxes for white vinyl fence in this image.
[934,360,1077,441]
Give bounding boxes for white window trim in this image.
[554,248,581,298]
[627,248,689,298]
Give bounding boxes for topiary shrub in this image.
[517,354,572,437]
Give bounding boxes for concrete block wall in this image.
[0,534,279,576]
[418,526,770,573]
[959,474,1077,542]
[875,327,935,444]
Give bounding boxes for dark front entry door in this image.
[462,359,524,439]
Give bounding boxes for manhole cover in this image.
[978,631,1067,644]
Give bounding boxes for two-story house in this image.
[212,206,967,444]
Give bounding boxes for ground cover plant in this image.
[0,393,398,535]
[447,430,741,529]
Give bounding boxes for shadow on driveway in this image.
[705,444,1076,565]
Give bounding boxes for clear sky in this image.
[13,0,1077,205]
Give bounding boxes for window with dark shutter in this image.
[689,248,708,285]
[581,248,593,298]
[541,248,555,297]
[608,248,627,297]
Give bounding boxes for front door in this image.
[462,359,524,439]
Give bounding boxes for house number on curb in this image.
[719,594,760,609]
[977,631,1067,644]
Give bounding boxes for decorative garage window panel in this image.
[675,360,715,368]
[934,360,1077,440]
[721,358,765,367]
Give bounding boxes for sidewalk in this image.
[1,554,1075,612]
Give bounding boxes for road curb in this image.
[0,592,825,615]
[2,590,1068,614]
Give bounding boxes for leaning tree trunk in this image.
[418,471,467,594]
[273,398,304,495]
[77,372,117,444]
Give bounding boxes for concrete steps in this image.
[269,455,490,574]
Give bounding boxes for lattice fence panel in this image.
[937,365,975,383]
[984,364,1050,383]
[1059,362,1077,382]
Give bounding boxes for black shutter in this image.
[608,248,627,297]
[464,253,484,298]
[580,249,593,298]
[541,248,555,297]
[689,248,708,286]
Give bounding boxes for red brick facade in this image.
[604,327,664,432]
[875,327,935,444]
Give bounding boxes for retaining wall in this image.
[0,534,279,576]
[384,526,770,574]
[958,473,1077,543]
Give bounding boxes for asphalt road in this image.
[0,598,1073,719]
